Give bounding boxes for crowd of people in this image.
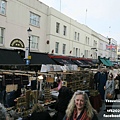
[0,66,120,120]
[94,66,120,112]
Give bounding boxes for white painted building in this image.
[0,0,117,60]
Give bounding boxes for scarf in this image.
[66,109,91,120]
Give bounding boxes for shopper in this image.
[114,75,119,99]
[55,85,73,120]
[104,73,115,111]
[98,68,107,100]
[63,90,98,120]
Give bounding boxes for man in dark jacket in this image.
[55,85,73,120]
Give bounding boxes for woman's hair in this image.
[0,103,7,120]
[65,90,97,119]
[31,103,45,113]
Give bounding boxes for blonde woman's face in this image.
[75,94,85,110]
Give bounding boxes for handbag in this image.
[106,93,114,99]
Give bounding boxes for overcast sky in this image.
[40,0,120,44]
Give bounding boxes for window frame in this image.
[62,43,66,54]
[30,12,40,27]
[55,42,59,53]
[30,35,39,50]
[63,25,67,36]
[0,27,4,45]
[0,0,6,15]
[56,22,60,33]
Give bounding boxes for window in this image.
[0,0,6,15]
[93,40,97,47]
[84,50,88,58]
[31,35,39,50]
[55,42,59,53]
[75,32,77,40]
[63,25,67,36]
[56,22,60,33]
[88,37,89,45]
[85,36,87,44]
[79,49,80,57]
[62,44,66,54]
[85,36,89,45]
[30,12,40,27]
[0,27,4,45]
[73,47,75,55]
[77,33,79,41]
[76,48,78,57]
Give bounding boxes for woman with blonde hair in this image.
[63,90,98,120]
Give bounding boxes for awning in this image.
[52,58,75,65]
[105,59,113,66]
[99,58,110,66]
[30,52,56,65]
[72,60,91,68]
[0,49,24,65]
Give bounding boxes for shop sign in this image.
[10,39,25,48]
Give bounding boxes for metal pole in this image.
[28,36,30,55]
[85,9,87,25]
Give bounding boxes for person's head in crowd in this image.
[65,90,97,119]
[0,103,8,120]
[109,73,114,80]
[30,103,52,120]
[31,103,44,113]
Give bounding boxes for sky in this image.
[40,0,120,44]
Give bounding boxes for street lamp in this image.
[26,27,32,65]
[27,27,32,55]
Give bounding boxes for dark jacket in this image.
[55,86,73,120]
[30,111,52,120]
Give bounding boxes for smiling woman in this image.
[63,90,98,120]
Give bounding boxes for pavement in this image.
[97,94,120,120]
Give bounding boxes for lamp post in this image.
[26,27,32,65]
[27,27,32,55]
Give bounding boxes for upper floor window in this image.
[100,43,103,49]
[63,25,67,36]
[93,40,97,47]
[62,44,66,54]
[75,32,77,40]
[55,42,59,53]
[77,33,80,41]
[85,36,89,45]
[0,0,6,15]
[30,12,40,27]
[31,35,39,50]
[56,22,60,33]
[0,27,4,45]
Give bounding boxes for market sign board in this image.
[10,39,25,48]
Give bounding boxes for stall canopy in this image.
[48,55,75,65]
[0,49,24,65]
[30,52,56,65]
[99,57,113,66]
[71,58,91,68]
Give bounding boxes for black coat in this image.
[55,86,73,120]
[30,111,52,120]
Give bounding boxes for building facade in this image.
[0,0,117,60]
